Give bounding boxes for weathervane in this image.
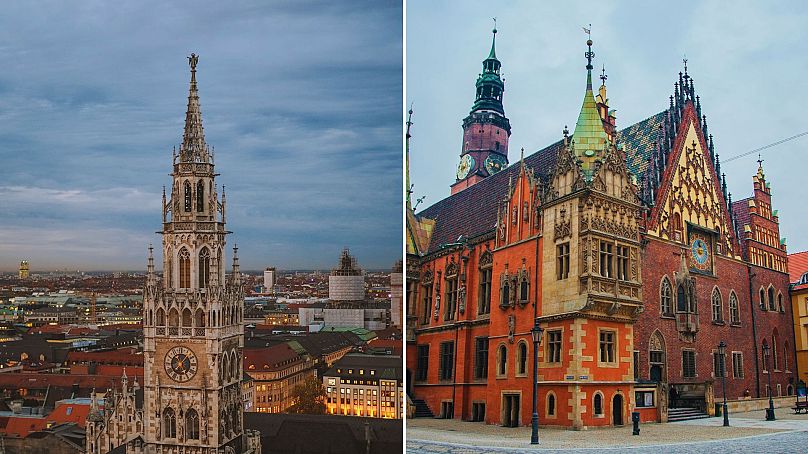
[757,153,764,168]
[583,24,594,69]
[600,65,607,85]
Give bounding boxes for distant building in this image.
[18,261,29,279]
[244,343,316,413]
[299,307,387,331]
[264,267,276,291]
[390,260,403,328]
[328,249,365,306]
[323,353,403,419]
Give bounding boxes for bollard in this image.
[632,411,640,436]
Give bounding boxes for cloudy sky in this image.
[0,1,402,271]
[407,1,808,254]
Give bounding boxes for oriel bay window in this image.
[616,245,630,280]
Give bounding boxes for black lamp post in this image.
[530,319,544,445]
[763,344,776,421]
[718,341,729,426]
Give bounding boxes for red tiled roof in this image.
[243,343,301,372]
[0,373,118,390]
[67,349,143,366]
[1,416,47,438]
[788,250,808,283]
[48,401,92,428]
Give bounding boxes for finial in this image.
[583,24,594,70]
[683,55,688,75]
[188,53,199,72]
[563,125,569,137]
[520,147,525,161]
[406,104,414,139]
[757,153,764,169]
[600,65,607,86]
[493,17,497,35]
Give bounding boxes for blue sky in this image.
[0,1,402,271]
[407,1,808,254]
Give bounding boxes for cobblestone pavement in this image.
[407,407,808,453]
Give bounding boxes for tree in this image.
[288,375,327,415]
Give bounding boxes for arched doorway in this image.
[612,394,624,426]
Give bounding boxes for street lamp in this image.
[530,319,544,445]
[718,341,729,426]
[763,343,776,421]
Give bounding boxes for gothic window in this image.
[649,331,666,383]
[760,288,766,310]
[519,272,529,304]
[163,407,177,438]
[165,256,172,288]
[156,308,165,326]
[179,248,191,289]
[556,243,570,280]
[444,264,458,321]
[422,277,435,323]
[676,284,687,312]
[497,344,507,377]
[500,278,510,308]
[768,287,776,311]
[182,308,192,327]
[198,247,210,288]
[778,293,784,312]
[711,288,723,323]
[660,277,673,316]
[186,408,200,440]
[784,341,790,371]
[599,241,613,278]
[547,393,556,417]
[517,341,528,376]
[168,308,179,327]
[195,308,205,328]
[729,292,740,324]
[196,180,204,212]
[184,181,192,212]
[772,334,779,370]
[478,252,493,315]
[593,393,603,416]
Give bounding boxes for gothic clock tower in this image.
[142,54,247,454]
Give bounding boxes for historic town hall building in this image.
[406,29,795,429]
[85,55,261,453]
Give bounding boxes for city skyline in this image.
[407,1,808,253]
[0,1,402,271]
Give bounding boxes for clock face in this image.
[164,346,198,382]
[690,237,710,269]
[484,154,507,175]
[456,154,475,180]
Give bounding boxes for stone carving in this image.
[457,284,466,314]
[508,314,516,343]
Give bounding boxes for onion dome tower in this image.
[451,22,512,195]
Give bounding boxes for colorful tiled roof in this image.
[416,110,666,254]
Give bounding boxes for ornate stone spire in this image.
[179,53,210,163]
[232,244,241,285]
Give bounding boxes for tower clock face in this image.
[456,154,475,180]
[164,346,198,382]
[690,237,711,270]
[484,154,507,175]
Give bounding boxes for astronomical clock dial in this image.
[456,154,475,180]
[164,346,198,382]
[689,234,712,272]
[484,154,507,175]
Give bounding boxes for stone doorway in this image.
[502,394,520,427]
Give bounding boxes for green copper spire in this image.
[488,19,497,60]
[571,37,609,180]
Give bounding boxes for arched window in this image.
[198,248,210,288]
[231,350,239,379]
[163,407,176,438]
[497,344,507,377]
[772,334,779,370]
[784,341,790,371]
[165,256,172,288]
[517,341,528,376]
[768,287,776,311]
[186,408,200,440]
[660,277,673,316]
[519,277,529,303]
[760,288,766,310]
[593,393,603,416]
[179,248,191,289]
[777,293,784,312]
[711,288,722,322]
[676,284,686,312]
[182,308,192,327]
[501,281,510,308]
[729,292,740,324]
[547,393,556,417]
[195,308,205,328]
[184,181,192,212]
[222,354,230,382]
[196,180,204,212]
[156,308,165,326]
[168,308,179,327]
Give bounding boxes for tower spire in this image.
[180,53,209,163]
[147,244,155,282]
[406,106,414,209]
[572,33,609,180]
[488,18,497,59]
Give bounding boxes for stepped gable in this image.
[731,197,753,257]
[417,111,665,254]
